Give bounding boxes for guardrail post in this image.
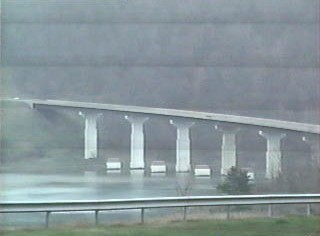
[141,208,145,224]
[183,206,187,221]
[45,211,50,228]
[307,204,311,216]
[268,205,273,217]
[95,210,99,226]
[226,205,230,220]
[1,194,319,228]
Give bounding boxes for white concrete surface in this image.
[170,120,194,172]
[150,161,167,173]
[106,158,122,170]
[259,131,286,179]
[125,115,149,169]
[79,112,101,159]
[194,165,211,176]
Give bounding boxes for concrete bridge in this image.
[7,98,320,179]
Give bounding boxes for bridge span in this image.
[17,98,320,134]
[5,98,320,179]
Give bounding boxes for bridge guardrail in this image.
[1,194,320,227]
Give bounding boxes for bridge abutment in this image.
[170,119,194,172]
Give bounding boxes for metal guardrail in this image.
[1,194,320,227]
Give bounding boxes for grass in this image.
[1,216,320,236]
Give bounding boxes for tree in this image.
[217,167,251,195]
[175,174,193,220]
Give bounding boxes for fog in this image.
[0,0,319,200]
[2,0,319,117]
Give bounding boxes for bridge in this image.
[5,98,320,179]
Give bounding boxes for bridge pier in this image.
[303,136,320,168]
[125,115,149,169]
[215,124,240,175]
[79,112,101,159]
[259,130,286,179]
[170,120,194,172]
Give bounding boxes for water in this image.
[0,171,218,202]
[0,171,220,228]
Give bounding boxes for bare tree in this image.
[175,174,193,220]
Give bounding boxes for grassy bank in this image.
[1,216,319,236]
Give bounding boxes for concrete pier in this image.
[125,115,149,169]
[170,119,194,172]
[215,124,240,175]
[303,136,320,168]
[259,130,286,179]
[79,112,101,159]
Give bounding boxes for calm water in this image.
[0,171,219,203]
[0,171,222,227]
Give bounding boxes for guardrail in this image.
[1,194,320,228]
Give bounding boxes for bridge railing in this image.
[1,194,320,227]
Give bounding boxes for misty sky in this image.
[1,0,319,122]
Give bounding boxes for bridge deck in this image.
[6,99,320,134]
